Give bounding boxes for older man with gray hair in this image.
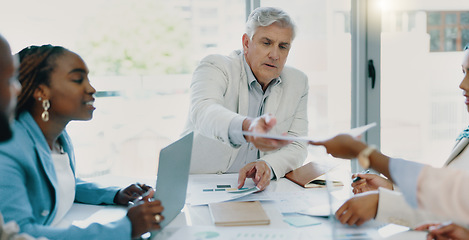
[183,7,308,191]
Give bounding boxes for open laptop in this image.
[150,131,193,236]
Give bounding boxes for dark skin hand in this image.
[415,223,469,240]
[335,191,379,226]
[126,188,165,239]
[114,183,153,205]
[351,173,393,194]
[309,134,393,182]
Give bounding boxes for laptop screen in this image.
[151,131,193,235]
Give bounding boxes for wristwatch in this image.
[357,145,376,169]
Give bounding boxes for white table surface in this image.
[62,164,428,240]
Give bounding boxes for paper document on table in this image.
[241,122,376,142]
[188,187,261,206]
[186,174,264,206]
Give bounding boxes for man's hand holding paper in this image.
[242,122,377,143]
[243,113,292,151]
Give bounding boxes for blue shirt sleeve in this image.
[389,158,426,208]
[228,116,248,146]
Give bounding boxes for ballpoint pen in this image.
[352,169,370,183]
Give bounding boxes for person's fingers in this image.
[256,166,271,191]
[426,233,434,240]
[337,209,352,225]
[258,176,270,191]
[351,179,366,188]
[153,214,164,225]
[263,114,276,130]
[141,188,155,202]
[309,140,325,146]
[252,162,264,185]
[335,202,348,220]
[357,173,378,181]
[346,214,360,226]
[415,223,436,231]
[352,185,366,195]
[355,182,367,190]
[149,199,162,207]
[128,200,164,238]
[139,183,152,192]
[430,224,455,235]
[238,167,249,189]
[254,166,263,183]
[245,167,257,179]
[123,185,140,196]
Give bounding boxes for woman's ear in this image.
[33,84,50,101]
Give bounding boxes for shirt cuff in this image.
[389,158,425,208]
[228,116,248,146]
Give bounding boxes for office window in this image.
[1,0,353,178]
[380,2,469,167]
[427,11,469,52]
[260,0,352,169]
[0,0,245,179]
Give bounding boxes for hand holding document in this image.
[241,122,376,143]
[245,114,292,151]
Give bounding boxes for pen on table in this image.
[352,169,370,183]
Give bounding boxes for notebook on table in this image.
[208,201,270,226]
[285,162,343,188]
[150,131,193,236]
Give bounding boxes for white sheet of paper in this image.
[241,122,376,142]
[186,174,263,206]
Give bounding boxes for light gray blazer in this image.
[183,50,308,178]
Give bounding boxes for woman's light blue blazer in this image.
[0,112,132,239]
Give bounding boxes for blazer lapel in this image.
[444,138,469,166]
[20,112,59,191]
[35,145,58,187]
[238,57,249,116]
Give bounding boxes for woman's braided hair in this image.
[16,45,67,117]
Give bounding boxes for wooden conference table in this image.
[59,162,428,240]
